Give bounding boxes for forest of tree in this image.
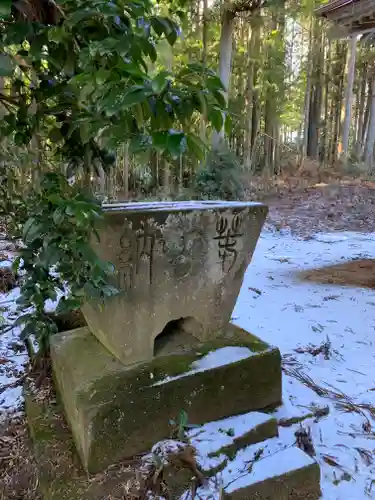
[130,0,375,197]
[99,0,375,197]
[1,0,375,200]
[177,0,375,181]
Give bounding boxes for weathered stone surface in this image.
[24,387,135,500]
[50,324,281,473]
[188,412,278,475]
[81,201,268,365]
[25,386,287,500]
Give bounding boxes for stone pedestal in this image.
[51,324,282,473]
[81,201,268,365]
[49,200,278,475]
[28,201,321,499]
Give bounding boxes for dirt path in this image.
[264,181,375,237]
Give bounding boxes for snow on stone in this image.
[102,200,264,213]
[191,410,271,439]
[182,433,314,498]
[188,411,272,455]
[224,446,315,492]
[191,346,253,370]
[152,346,253,386]
[187,411,274,473]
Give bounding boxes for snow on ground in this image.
[232,229,375,499]
[0,282,24,415]
[1,228,375,498]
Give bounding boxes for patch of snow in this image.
[0,253,71,415]
[192,346,252,370]
[2,227,375,500]
[0,260,13,268]
[152,346,253,386]
[0,279,24,416]
[102,200,264,213]
[188,411,274,473]
[231,230,375,499]
[150,439,187,465]
[189,411,272,446]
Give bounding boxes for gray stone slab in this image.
[82,201,268,365]
[50,324,281,473]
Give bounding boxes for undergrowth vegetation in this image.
[195,146,244,200]
[0,0,227,360]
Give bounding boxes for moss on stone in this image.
[51,325,282,473]
[226,460,321,499]
[25,386,137,500]
[207,417,278,465]
[25,381,319,500]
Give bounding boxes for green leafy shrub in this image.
[194,147,244,200]
[13,172,117,357]
[0,0,227,170]
[0,0,228,364]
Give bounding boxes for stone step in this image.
[187,411,279,475]
[180,412,321,499]
[191,445,320,499]
[224,446,320,499]
[25,382,320,500]
[50,324,281,473]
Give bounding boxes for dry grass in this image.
[294,337,332,360]
[282,365,375,431]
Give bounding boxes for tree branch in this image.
[229,0,266,16]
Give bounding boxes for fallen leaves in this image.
[299,259,375,290]
[0,415,40,500]
[0,357,13,365]
[0,267,18,294]
[294,337,332,360]
[265,182,375,237]
[295,426,316,457]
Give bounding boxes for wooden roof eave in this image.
[316,0,375,35]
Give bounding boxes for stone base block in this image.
[225,447,321,499]
[50,324,281,473]
[185,414,321,500]
[25,385,285,500]
[24,387,135,500]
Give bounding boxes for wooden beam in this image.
[317,0,375,22]
[317,0,375,35]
